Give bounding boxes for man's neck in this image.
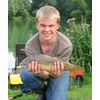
[39,34,56,46]
[39,34,57,53]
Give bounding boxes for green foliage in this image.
[64,18,92,73]
[8,0,92,23]
[21,9,29,18]
[63,0,92,23]
[31,9,38,17]
[34,0,91,23]
[8,0,16,17]
[8,0,31,19]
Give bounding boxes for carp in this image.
[19,54,83,72]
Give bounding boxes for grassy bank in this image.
[8,74,92,100]
[68,73,92,100]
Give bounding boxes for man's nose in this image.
[45,26,50,31]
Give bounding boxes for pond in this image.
[8,18,38,55]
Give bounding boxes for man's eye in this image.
[40,24,46,27]
[49,25,54,27]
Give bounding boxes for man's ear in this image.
[36,22,38,29]
[57,24,60,30]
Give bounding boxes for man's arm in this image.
[50,46,73,77]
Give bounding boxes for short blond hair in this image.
[36,6,60,23]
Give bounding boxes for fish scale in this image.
[19,54,83,72]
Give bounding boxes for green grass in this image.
[67,73,92,100]
[8,90,37,100]
[8,74,92,100]
[68,82,92,100]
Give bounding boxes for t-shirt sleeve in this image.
[25,42,37,56]
[59,46,73,63]
[24,34,38,57]
[56,32,73,63]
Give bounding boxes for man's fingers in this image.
[56,61,60,73]
[37,63,41,73]
[34,61,38,72]
[51,61,64,77]
[28,61,41,74]
[60,62,64,71]
[28,63,32,71]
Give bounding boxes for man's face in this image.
[36,16,59,41]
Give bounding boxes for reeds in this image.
[64,18,92,73]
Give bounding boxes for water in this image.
[8,18,37,74]
[8,18,37,54]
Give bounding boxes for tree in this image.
[8,0,31,18]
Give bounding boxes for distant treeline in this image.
[8,0,92,23]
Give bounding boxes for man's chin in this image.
[44,37,51,40]
[43,35,52,40]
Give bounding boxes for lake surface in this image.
[8,18,37,54]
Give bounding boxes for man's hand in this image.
[50,61,64,78]
[28,61,41,74]
[28,61,50,79]
[28,60,64,78]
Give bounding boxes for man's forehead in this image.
[38,14,58,20]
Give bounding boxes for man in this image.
[20,5,73,100]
